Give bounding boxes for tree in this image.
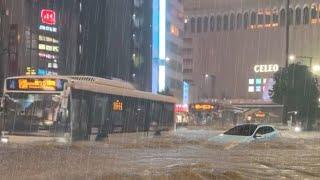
[270,63,319,130]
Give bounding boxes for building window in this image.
[296,7,301,25]
[223,14,229,30]
[230,13,235,30]
[184,19,188,32]
[265,10,271,27]
[217,15,222,31]
[183,69,193,73]
[244,12,249,29]
[311,5,317,24]
[273,9,279,26]
[197,17,202,33]
[237,13,242,29]
[280,9,286,26]
[210,16,215,31]
[258,13,264,26]
[191,17,195,33]
[203,16,209,32]
[250,11,257,27]
[170,24,180,37]
[289,8,294,25]
[303,6,309,25]
[183,58,193,66]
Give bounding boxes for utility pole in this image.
[285,0,290,68]
[282,0,290,125]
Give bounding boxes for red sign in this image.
[255,111,266,118]
[41,9,56,25]
[175,104,188,113]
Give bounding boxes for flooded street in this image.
[0,128,320,180]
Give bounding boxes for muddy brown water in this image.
[0,131,319,180]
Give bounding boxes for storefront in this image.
[175,104,189,126]
[189,103,220,125]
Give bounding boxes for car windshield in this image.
[224,124,258,136]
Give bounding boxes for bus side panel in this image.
[70,90,89,141]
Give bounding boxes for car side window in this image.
[265,127,274,134]
[256,126,274,135]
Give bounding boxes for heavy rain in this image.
[0,0,320,179]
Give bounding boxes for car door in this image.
[263,126,277,139]
[254,126,269,141]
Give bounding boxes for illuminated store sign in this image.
[37,69,48,76]
[39,35,59,43]
[248,77,275,100]
[41,9,56,25]
[175,104,188,113]
[39,25,57,32]
[26,67,36,75]
[38,44,59,52]
[39,53,57,59]
[254,64,279,73]
[190,103,214,112]
[255,111,267,118]
[183,81,189,104]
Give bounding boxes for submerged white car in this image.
[209,124,279,144]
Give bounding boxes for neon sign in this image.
[254,111,267,118]
[191,103,215,111]
[175,104,188,113]
[39,53,57,59]
[41,9,56,25]
[39,25,57,32]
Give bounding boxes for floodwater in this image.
[0,128,320,180]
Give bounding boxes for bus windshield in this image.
[3,93,66,137]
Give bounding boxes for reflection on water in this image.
[0,129,319,179]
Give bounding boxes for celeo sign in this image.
[41,9,56,25]
[254,64,279,73]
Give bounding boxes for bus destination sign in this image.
[6,78,65,91]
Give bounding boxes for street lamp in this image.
[312,65,320,73]
[289,54,296,62]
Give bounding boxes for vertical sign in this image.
[183,81,189,104]
[8,24,19,76]
[152,0,166,93]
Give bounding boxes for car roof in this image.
[235,123,276,129]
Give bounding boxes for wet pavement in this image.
[0,128,320,180]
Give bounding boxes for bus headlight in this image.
[1,137,8,143]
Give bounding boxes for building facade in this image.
[0,0,78,93]
[152,0,184,101]
[183,0,320,103]
[0,0,184,101]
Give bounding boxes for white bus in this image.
[0,76,176,143]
